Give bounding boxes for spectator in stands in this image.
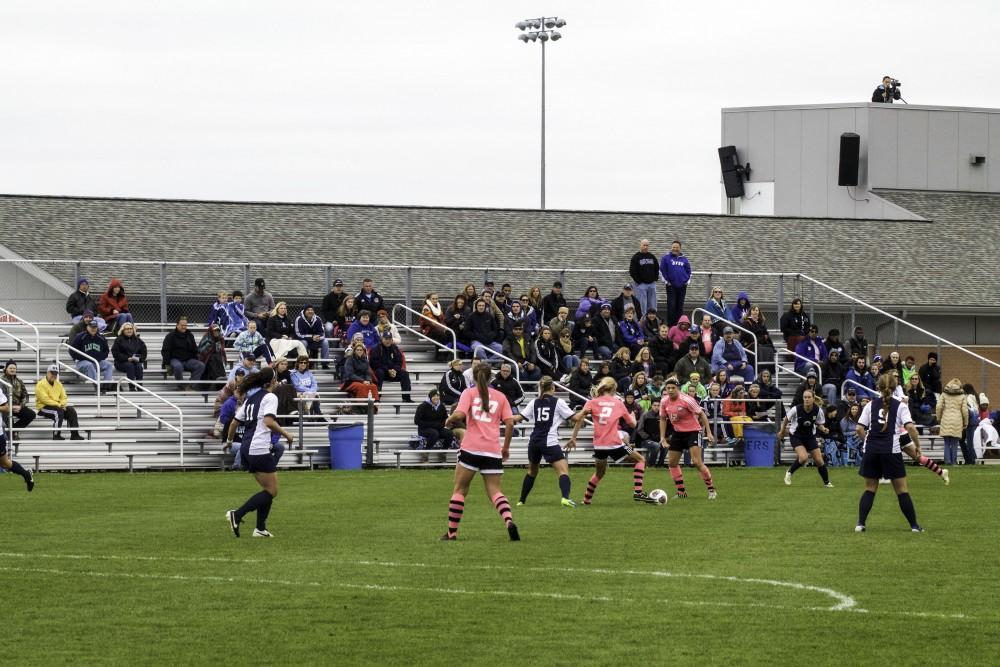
[666,315,691,351]
[468,298,503,362]
[794,324,828,373]
[226,291,249,336]
[680,372,708,401]
[228,352,258,383]
[845,356,875,399]
[919,352,942,395]
[97,278,133,334]
[711,326,753,382]
[620,392,642,441]
[207,291,232,334]
[65,278,106,331]
[572,315,601,360]
[697,315,717,355]
[111,322,147,389]
[574,286,603,322]
[740,305,774,367]
[703,287,729,331]
[346,310,380,351]
[792,370,822,408]
[526,285,542,311]
[848,326,868,360]
[649,324,676,376]
[490,362,524,408]
[840,402,863,464]
[637,396,663,464]
[541,281,567,323]
[713,368,736,397]
[462,282,478,303]
[548,306,573,340]
[780,298,810,352]
[962,383,980,465]
[375,310,401,345]
[906,374,936,427]
[883,350,903,375]
[594,303,619,359]
[936,378,967,465]
[244,278,275,329]
[593,360,613,385]
[824,329,847,366]
[290,356,324,417]
[266,302,307,360]
[629,239,660,318]
[660,240,691,326]
[2,361,35,439]
[70,319,114,389]
[722,384,749,442]
[334,295,359,336]
[754,368,782,411]
[35,365,83,440]
[556,328,579,371]
[745,384,770,422]
[617,306,645,355]
[727,292,750,326]
[611,284,639,323]
[161,316,205,389]
[356,278,385,314]
[639,308,662,341]
[631,347,655,379]
[567,359,593,408]
[370,330,413,402]
[518,296,541,339]
[499,283,514,302]
[215,376,243,441]
[674,342,711,385]
[321,279,346,335]
[439,358,466,406]
[414,388,454,450]
[503,323,541,382]
[444,295,472,352]
[420,292,450,345]
[295,304,330,368]
[68,310,100,340]
[610,347,634,393]
[197,323,228,381]
[504,300,529,340]
[820,349,844,406]
[232,319,272,363]
[272,356,293,385]
[869,355,883,379]
[533,326,560,379]
[901,355,918,386]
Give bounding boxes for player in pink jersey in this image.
[659,376,717,499]
[441,362,520,541]
[567,377,649,504]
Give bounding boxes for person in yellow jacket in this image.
[35,365,84,440]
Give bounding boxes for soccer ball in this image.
[648,489,668,505]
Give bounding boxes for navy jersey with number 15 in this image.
[522,395,575,448]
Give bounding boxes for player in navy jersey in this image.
[779,389,832,487]
[512,377,578,507]
[225,368,294,538]
[855,373,924,532]
[0,387,34,492]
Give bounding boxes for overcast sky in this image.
[2,0,998,214]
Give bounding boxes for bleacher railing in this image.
[782,348,823,384]
[0,306,41,377]
[390,303,457,362]
[116,378,185,465]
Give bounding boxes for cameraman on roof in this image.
[872,76,901,103]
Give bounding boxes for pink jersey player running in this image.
[441,362,520,541]
[658,376,717,499]
[567,377,650,504]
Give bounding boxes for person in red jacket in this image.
[98,278,134,334]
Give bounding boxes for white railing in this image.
[115,378,185,465]
[55,342,103,414]
[390,303,457,361]
[782,347,823,384]
[0,306,41,377]
[841,377,877,400]
[691,308,759,366]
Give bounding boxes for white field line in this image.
[0,552,973,621]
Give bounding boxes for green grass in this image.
[3,464,999,665]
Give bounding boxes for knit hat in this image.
[4,359,15,371]
[333,279,344,287]
[303,303,314,311]
[980,393,990,405]
[77,278,89,287]
[381,330,394,339]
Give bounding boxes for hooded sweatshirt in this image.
[98,278,129,319]
[728,292,751,324]
[667,315,691,349]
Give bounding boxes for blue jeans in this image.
[562,354,581,371]
[472,341,502,361]
[76,358,113,382]
[169,358,205,382]
[112,312,134,329]
[633,283,657,318]
[942,436,960,465]
[303,337,330,361]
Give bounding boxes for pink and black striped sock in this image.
[699,467,715,491]
[918,455,943,477]
[447,492,465,538]
[670,466,686,494]
[633,460,646,494]
[491,492,513,526]
[584,474,601,505]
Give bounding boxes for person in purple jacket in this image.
[659,240,691,327]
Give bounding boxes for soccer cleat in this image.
[25,471,34,492]
[942,469,950,485]
[560,498,577,508]
[440,533,456,541]
[252,529,273,538]
[225,510,241,538]
[855,524,866,533]
[633,491,650,503]
[507,522,521,541]
[783,471,792,486]
[911,526,925,533]
[824,482,834,488]
[516,501,525,506]
[708,490,717,500]
[673,491,688,499]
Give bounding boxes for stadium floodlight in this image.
[551,31,561,41]
[544,19,556,28]
[516,21,527,30]
[554,18,566,27]
[528,32,538,42]
[538,32,549,41]
[518,33,530,42]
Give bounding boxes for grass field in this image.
[3,464,999,665]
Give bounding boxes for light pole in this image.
[516,16,566,210]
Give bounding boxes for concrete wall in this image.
[0,262,69,322]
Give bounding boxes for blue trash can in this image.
[328,423,364,470]
[743,425,776,467]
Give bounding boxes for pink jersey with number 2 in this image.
[660,392,703,433]
[585,396,633,447]
[457,387,513,457]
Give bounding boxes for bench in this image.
[28,452,141,472]
[14,437,139,456]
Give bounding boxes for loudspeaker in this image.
[838,133,860,186]
[718,145,745,198]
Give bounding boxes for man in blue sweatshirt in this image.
[70,320,114,386]
[659,240,692,327]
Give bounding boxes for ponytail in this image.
[538,376,555,396]
[238,366,275,395]
[473,362,492,407]
[876,372,894,432]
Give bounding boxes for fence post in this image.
[159,263,168,323]
[982,359,988,396]
[366,396,375,467]
[74,261,81,288]
[243,264,251,295]
[895,311,903,347]
[808,280,815,322]
[850,303,856,336]
[777,275,785,317]
[559,269,566,289]
[325,265,332,293]
[705,272,713,301]
[298,400,305,451]
[404,267,413,326]
[483,268,490,286]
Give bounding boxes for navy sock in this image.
[858,490,876,526]
[236,490,272,523]
[897,492,918,528]
[558,474,571,500]
[788,460,803,474]
[8,460,29,481]
[519,474,536,503]
[256,494,274,531]
[817,465,829,484]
